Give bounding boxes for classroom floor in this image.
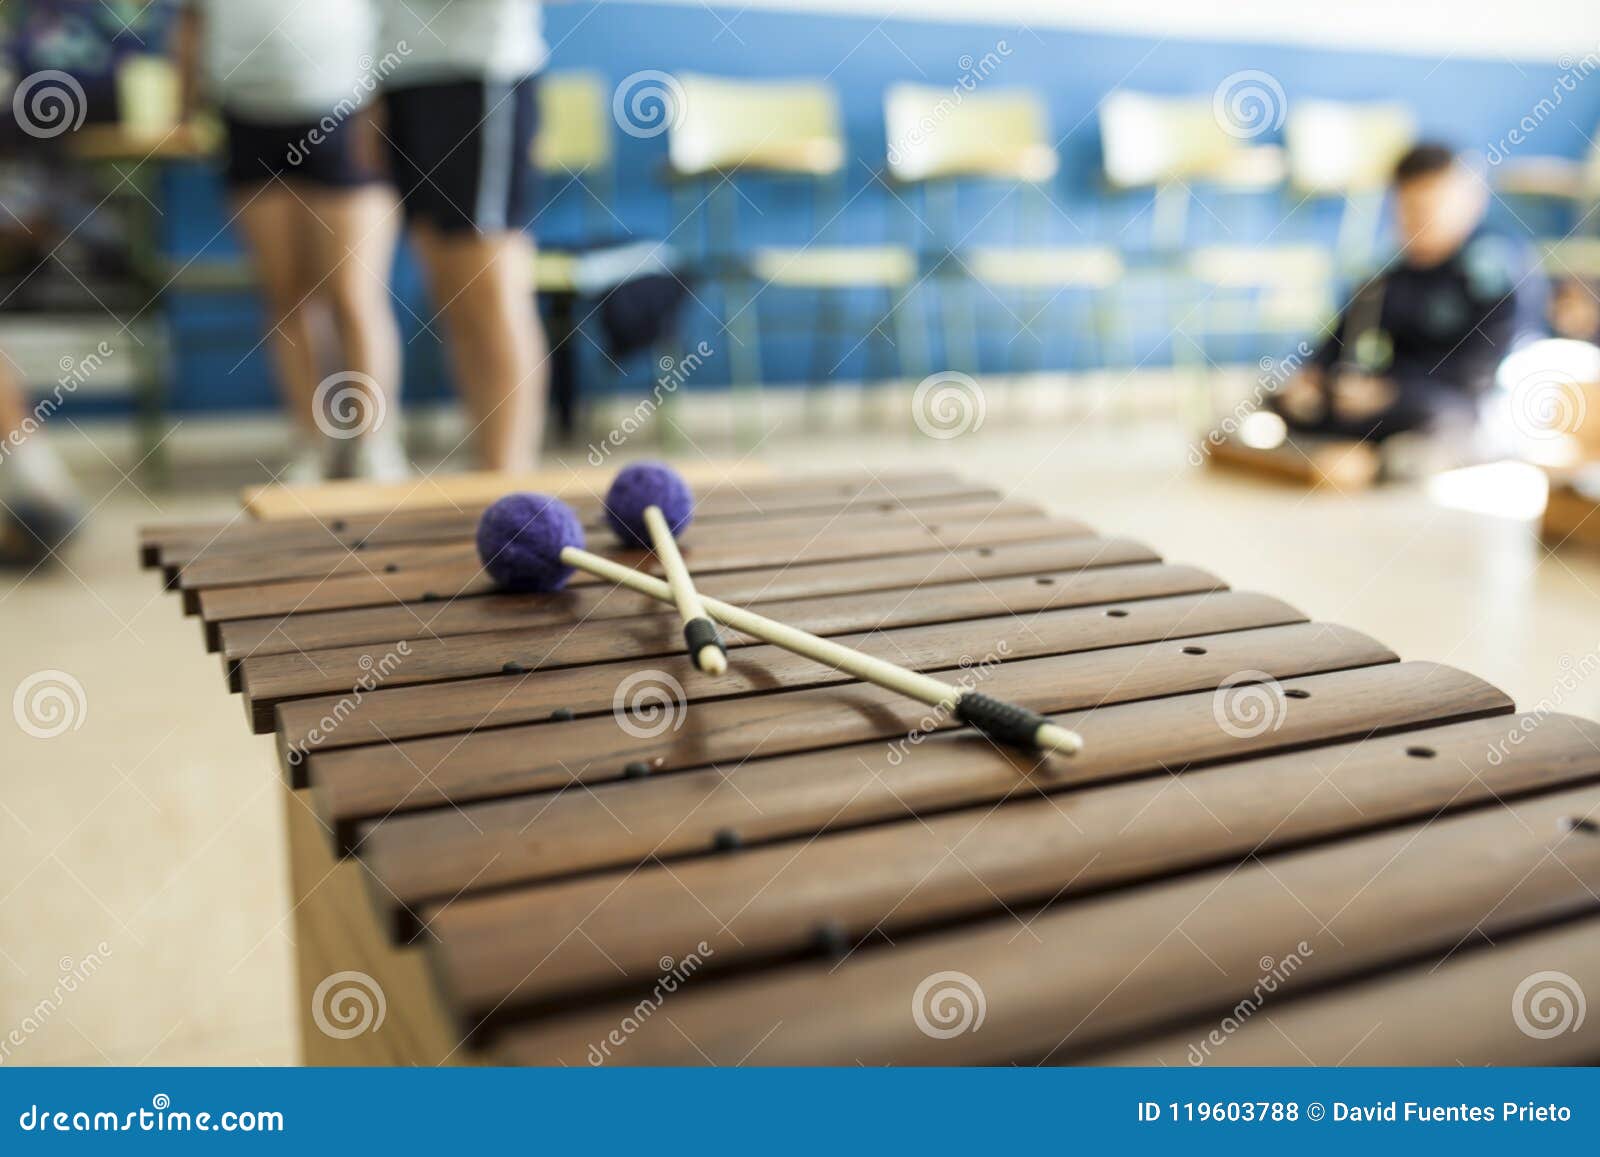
[3,414,1599,1065]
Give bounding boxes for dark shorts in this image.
[383,75,539,235]
[221,110,383,190]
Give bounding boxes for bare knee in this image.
[325,280,375,341]
[260,288,311,337]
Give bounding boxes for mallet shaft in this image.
[561,545,1082,756]
[641,505,727,676]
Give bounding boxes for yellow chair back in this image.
[668,73,844,176]
[884,84,1057,183]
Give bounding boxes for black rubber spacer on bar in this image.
[684,617,726,669]
[953,692,1049,749]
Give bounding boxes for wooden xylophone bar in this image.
[191,511,1091,629]
[142,467,1600,1065]
[246,560,1224,732]
[173,493,1042,592]
[214,533,1154,661]
[145,469,992,572]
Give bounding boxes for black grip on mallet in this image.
[953,692,1050,749]
[684,616,727,672]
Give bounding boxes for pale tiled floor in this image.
[3,414,1598,1065]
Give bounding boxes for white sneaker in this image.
[351,433,410,481]
[281,444,328,486]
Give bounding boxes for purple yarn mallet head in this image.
[604,461,694,548]
[476,493,585,592]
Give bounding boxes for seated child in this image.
[1272,143,1544,442]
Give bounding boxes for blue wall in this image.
[155,2,1600,411]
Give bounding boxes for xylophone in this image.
[140,467,1600,1065]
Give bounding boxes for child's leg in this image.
[307,183,408,478]
[412,225,546,473]
[232,185,328,476]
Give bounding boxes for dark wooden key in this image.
[419,714,1600,1007]
[362,667,1526,927]
[176,496,1041,590]
[156,472,989,569]
[306,621,1400,816]
[145,468,964,567]
[159,480,998,576]
[276,588,1294,747]
[485,783,1600,1060]
[1084,915,1600,1066]
[250,562,1227,732]
[214,534,1156,659]
[191,513,1088,619]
